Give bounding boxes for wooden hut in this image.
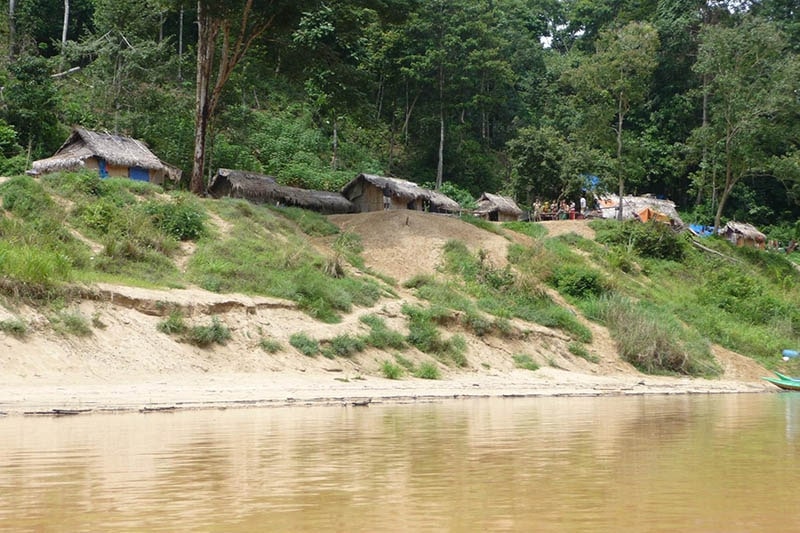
[341,173,461,214]
[207,169,354,215]
[721,221,766,249]
[31,127,180,185]
[474,192,523,222]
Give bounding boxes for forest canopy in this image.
[2,0,800,234]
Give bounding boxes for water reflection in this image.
[0,394,798,532]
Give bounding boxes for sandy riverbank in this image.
[0,367,774,416]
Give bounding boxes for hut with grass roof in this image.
[721,221,766,249]
[208,169,354,214]
[341,173,461,214]
[474,192,523,222]
[30,127,180,185]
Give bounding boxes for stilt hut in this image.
[340,173,460,214]
[31,127,180,185]
[721,221,766,249]
[474,193,523,222]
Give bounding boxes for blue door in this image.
[98,159,108,178]
[129,166,150,182]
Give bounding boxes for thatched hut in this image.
[31,127,180,185]
[207,169,354,215]
[341,173,461,214]
[474,192,522,222]
[721,221,766,249]
[598,194,684,226]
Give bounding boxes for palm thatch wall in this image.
[341,173,461,214]
[208,169,354,214]
[597,194,684,226]
[31,127,178,185]
[474,192,522,222]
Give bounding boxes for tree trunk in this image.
[331,114,339,170]
[191,1,215,195]
[61,0,69,66]
[178,7,184,81]
[616,94,625,221]
[9,0,16,59]
[435,64,444,191]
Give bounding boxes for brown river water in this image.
[1,394,799,532]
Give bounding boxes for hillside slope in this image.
[0,205,772,414]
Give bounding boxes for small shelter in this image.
[31,127,180,185]
[598,194,684,226]
[341,173,461,214]
[207,169,354,215]
[474,192,522,222]
[721,221,766,249]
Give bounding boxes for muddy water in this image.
[1,394,798,532]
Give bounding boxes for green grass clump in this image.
[289,332,320,356]
[157,311,187,334]
[360,314,406,350]
[402,304,468,366]
[458,214,506,235]
[186,317,231,346]
[502,221,548,239]
[381,360,403,379]
[568,342,599,363]
[549,264,608,298]
[259,338,282,353]
[513,354,539,371]
[0,317,28,337]
[414,361,441,379]
[592,219,687,261]
[142,193,207,240]
[327,333,367,357]
[582,294,719,376]
[51,309,92,336]
[267,205,340,236]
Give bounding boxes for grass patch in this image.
[51,309,92,336]
[259,338,282,353]
[326,333,367,357]
[581,294,719,376]
[360,314,406,349]
[157,311,187,335]
[414,361,441,379]
[502,221,548,239]
[186,317,231,347]
[513,354,539,371]
[381,360,403,379]
[290,332,320,356]
[0,317,28,337]
[568,342,599,363]
[459,213,506,235]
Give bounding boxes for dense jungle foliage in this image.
[1,0,800,236]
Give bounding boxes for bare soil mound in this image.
[329,210,513,282]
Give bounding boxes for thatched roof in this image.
[597,194,684,226]
[32,127,170,175]
[474,192,522,216]
[342,173,461,212]
[723,221,766,242]
[208,169,354,214]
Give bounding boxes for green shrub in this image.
[328,333,366,357]
[582,294,719,376]
[268,205,340,236]
[414,361,441,379]
[502,221,548,239]
[381,360,403,379]
[51,310,92,336]
[0,176,54,219]
[550,265,606,298]
[142,194,206,240]
[360,314,406,349]
[0,317,28,337]
[513,354,539,371]
[593,220,686,261]
[568,342,599,363]
[157,311,186,334]
[259,338,282,353]
[290,332,320,356]
[187,317,231,346]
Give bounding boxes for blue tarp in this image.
[689,224,714,237]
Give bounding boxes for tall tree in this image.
[692,17,800,232]
[191,0,301,194]
[567,22,659,218]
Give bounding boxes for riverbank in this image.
[0,367,774,416]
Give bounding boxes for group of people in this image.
[532,196,588,222]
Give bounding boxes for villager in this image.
[580,195,587,213]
